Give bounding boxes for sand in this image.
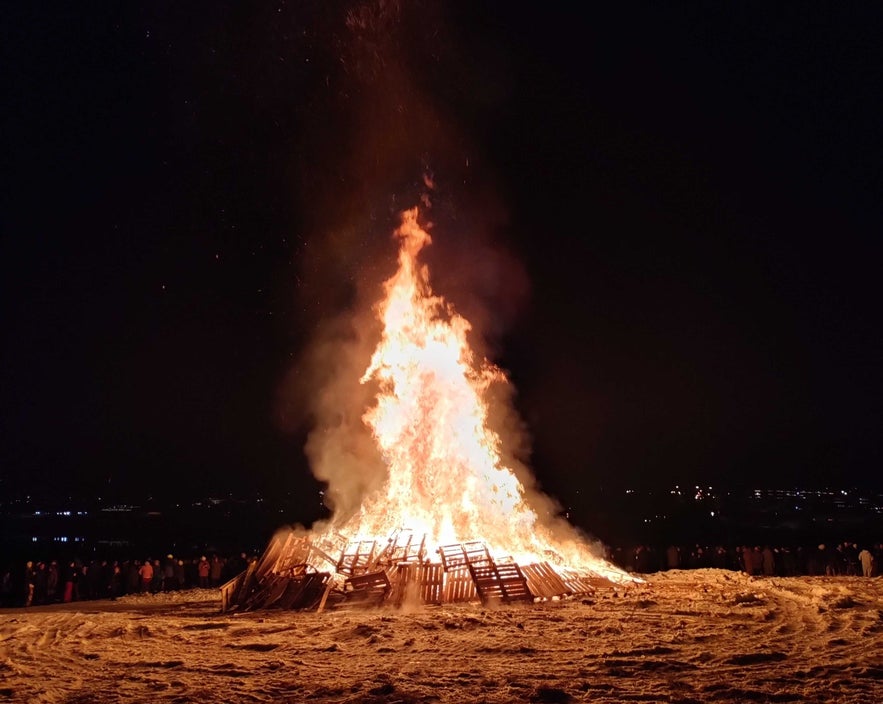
[2,569,882,703]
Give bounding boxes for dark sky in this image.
[3,2,882,513]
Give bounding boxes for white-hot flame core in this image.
[332,207,630,583]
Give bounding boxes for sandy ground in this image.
[1,569,882,703]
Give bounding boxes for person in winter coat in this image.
[197,556,211,588]
[138,559,154,593]
[210,555,223,587]
[47,561,59,602]
[858,547,874,577]
[163,556,176,591]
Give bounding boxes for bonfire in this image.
[222,207,633,612]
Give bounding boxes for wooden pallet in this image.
[374,529,427,568]
[337,540,378,576]
[386,562,477,604]
[468,558,533,605]
[521,562,570,599]
[419,563,445,604]
[220,571,247,612]
[438,542,491,571]
[344,570,391,606]
[223,534,617,611]
[276,572,331,610]
[220,557,259,612]
[443,565,478,603]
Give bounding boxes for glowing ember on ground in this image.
[311,206,629,585]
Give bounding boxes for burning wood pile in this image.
[223,205,634,613]
[220,529,614,613]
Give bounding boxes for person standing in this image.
[858,546,874,577]
[174,559,186,590]
[666,545,680,571]
[762,547,776,576]
[210,555,223,587]
[110,562,122,599]
[138,558,154,593]
[150,559,163,593]
[47,561,59,603]
[0,569,12,607]
[62,561,78,603]
[23,561,36,607]
[197,556,210,588]
[163,556,176,591]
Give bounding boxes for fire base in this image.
[220,530,615,613]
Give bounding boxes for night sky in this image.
[3,2,882,516]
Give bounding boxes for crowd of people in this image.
[610,540,882,577]
[1,552,256,609]
[2,539,880,608]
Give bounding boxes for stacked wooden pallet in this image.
[220,530,610,612]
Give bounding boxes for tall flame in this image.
[332,207,628,582]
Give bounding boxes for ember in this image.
[224,206,634,612]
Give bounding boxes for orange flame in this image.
[329,207,630,583]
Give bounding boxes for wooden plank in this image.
[386,564,408,606]
[316,578,335,613]
[420,563,444,604]
[228,558,259,610]
[253,532,287,580]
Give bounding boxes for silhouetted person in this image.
[23,561,36,607]
[163,556,176,591]
[762,547,775,576]
[150,559,163,593]
[0,569,12,607]
[666,545,680,570]
[33,562,48,605]
[174,559,186,590]
[110,562,122,599]
[47,561,59,602]
[63,562,78,603]
[210,555,223,587]
[126,560,141,595]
